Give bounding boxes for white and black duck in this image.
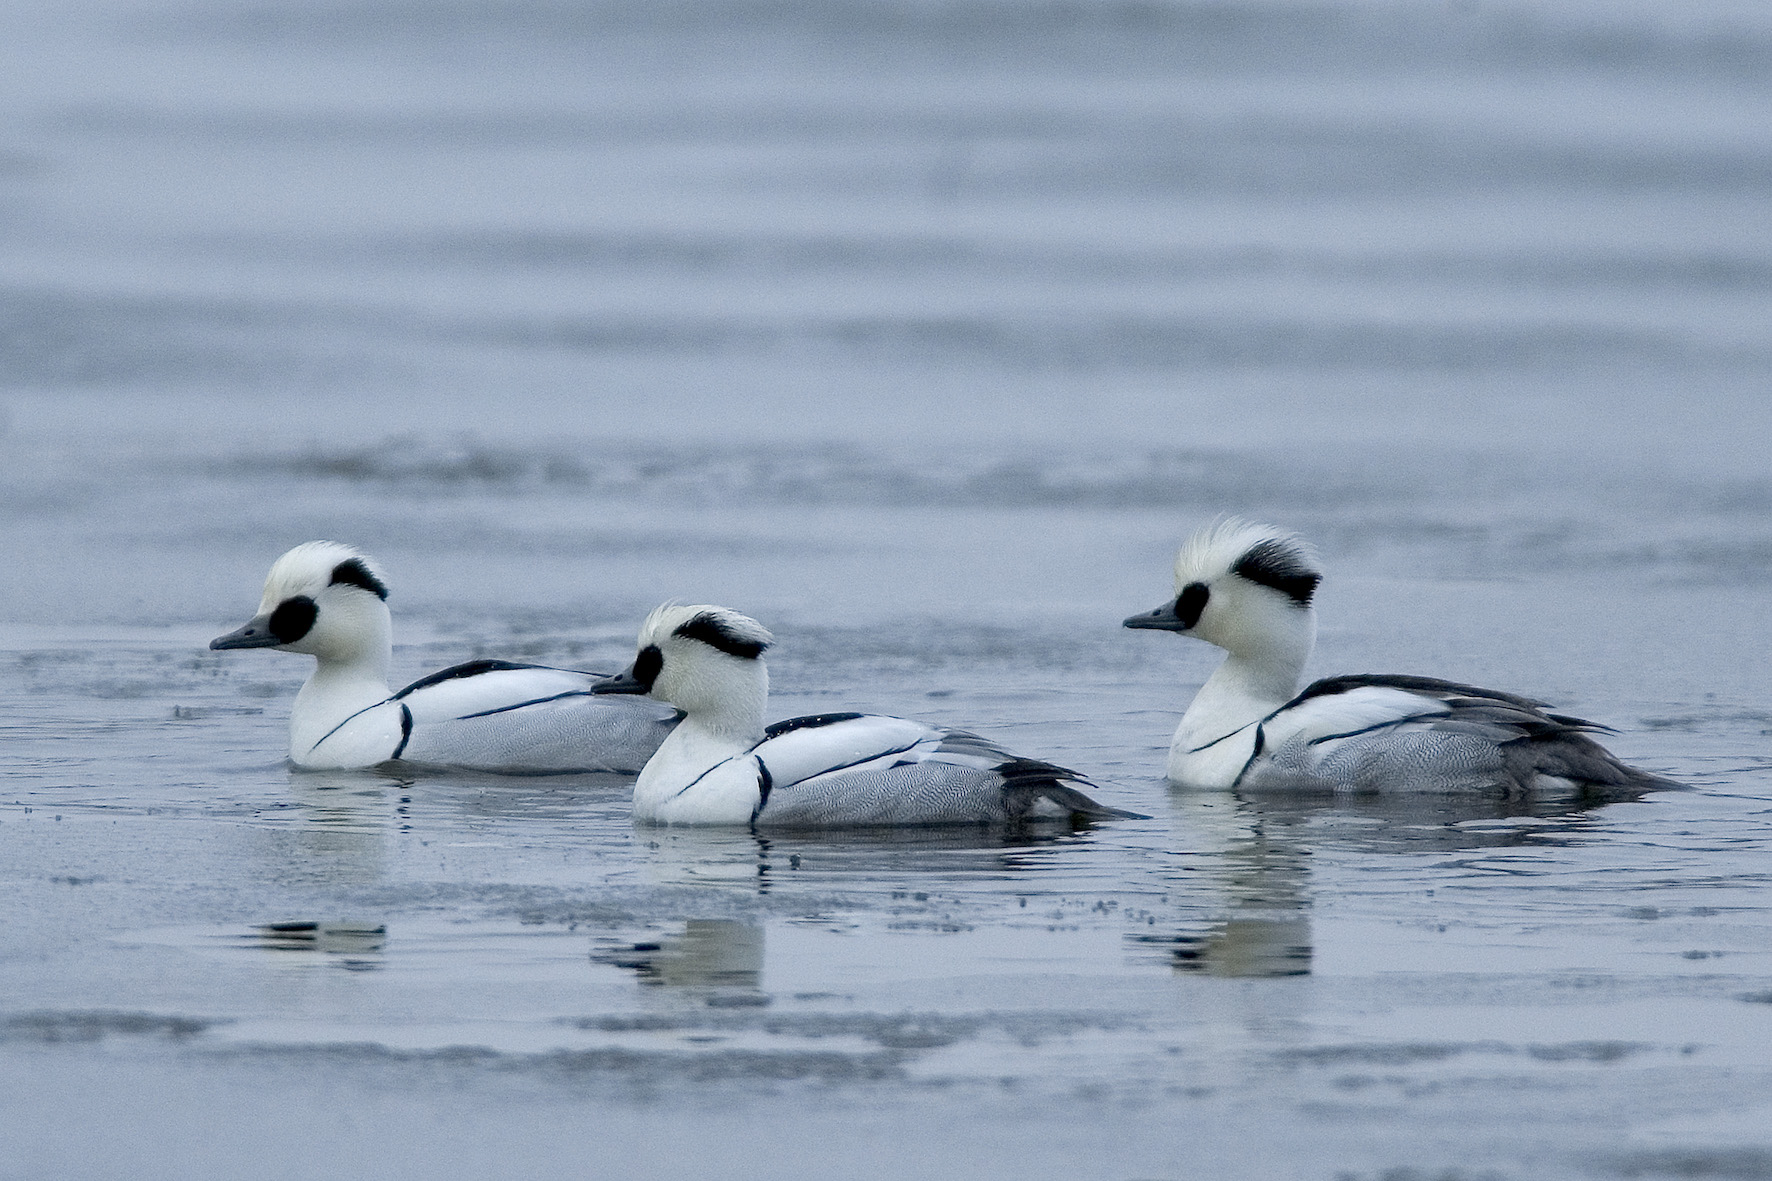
[1124,519,1676,796]
[592,603,1146,827]
[210,542,677,771]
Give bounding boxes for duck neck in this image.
[1179,635,1309,748]
[651,663,769,770]
[295,617,394,717]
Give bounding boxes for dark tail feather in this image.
[1505,730,1684,796]
[996,758,1149,821]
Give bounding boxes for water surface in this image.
[3,1,1771,1178]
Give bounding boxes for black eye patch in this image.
[269,596,318,645]
[632,645,663,692]
[1175,582,1210,629]
[329,558,389,600]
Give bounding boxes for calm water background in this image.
[3,1,1771,1178]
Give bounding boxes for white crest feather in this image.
[640,603,774,658]
[1174,518,1319,592]
[259,541,385,610]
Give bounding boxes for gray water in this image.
[3,1,1772,1177]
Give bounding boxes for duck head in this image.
[1124,519,1321,665]
[596,603,773,736]
[211,541,393,670]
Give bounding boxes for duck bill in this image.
[591,668,649,695]
[1122,602,1186,632]
[210,615,282,650]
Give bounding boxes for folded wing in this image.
[752,713,1143,827]
[393,661,678,773]
[1249,674,1673,795]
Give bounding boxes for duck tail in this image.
[996,758,1149,821]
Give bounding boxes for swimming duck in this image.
[210,541,677,771]
[592,603,1145,826]
[1124,520,1674,795]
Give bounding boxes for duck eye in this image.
[1175,583,1210,629]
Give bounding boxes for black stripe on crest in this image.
[1231,539,1319,606]
[330,558,389,600]
[673,613,768,659]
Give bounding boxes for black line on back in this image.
[764,712,868,739]
[1305,713,1444,746]
[1284,673,1548,713]
[393,659,556,699]
[329,558,389,600]
[780,741,924,783]
[454,690,598,720]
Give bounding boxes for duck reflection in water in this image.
[592,919,765,992]
[1132,794,1313,979]
[1132,786,1632,979]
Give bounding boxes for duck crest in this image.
[673,610,771,659]
[641,603,774,658]
[262,541,387,605]
[1176,519,1320,603]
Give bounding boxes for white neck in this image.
[299,650,392,701]
[635,659,768,806]
[1177,644,1306,749]
[289,618,394,752]
[1166,641,1308,788]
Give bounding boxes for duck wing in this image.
[1247,674,1674,795]
[751,714,1144,827]
[392,661,678,773]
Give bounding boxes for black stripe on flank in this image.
[393,659,553,699]
[752,759,774,823]
[1232,539,1320,606]
[764,712,867,739]
[1232,724,1268,787]
[269,596,318,645]
[329,558,389,600]
[1305,713,1442,746]
[392,704,414,759]
[673,613,769,659]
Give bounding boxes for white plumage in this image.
[594,603,1145,827]
[1125,520,1676,796]
[210,542,676,772]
